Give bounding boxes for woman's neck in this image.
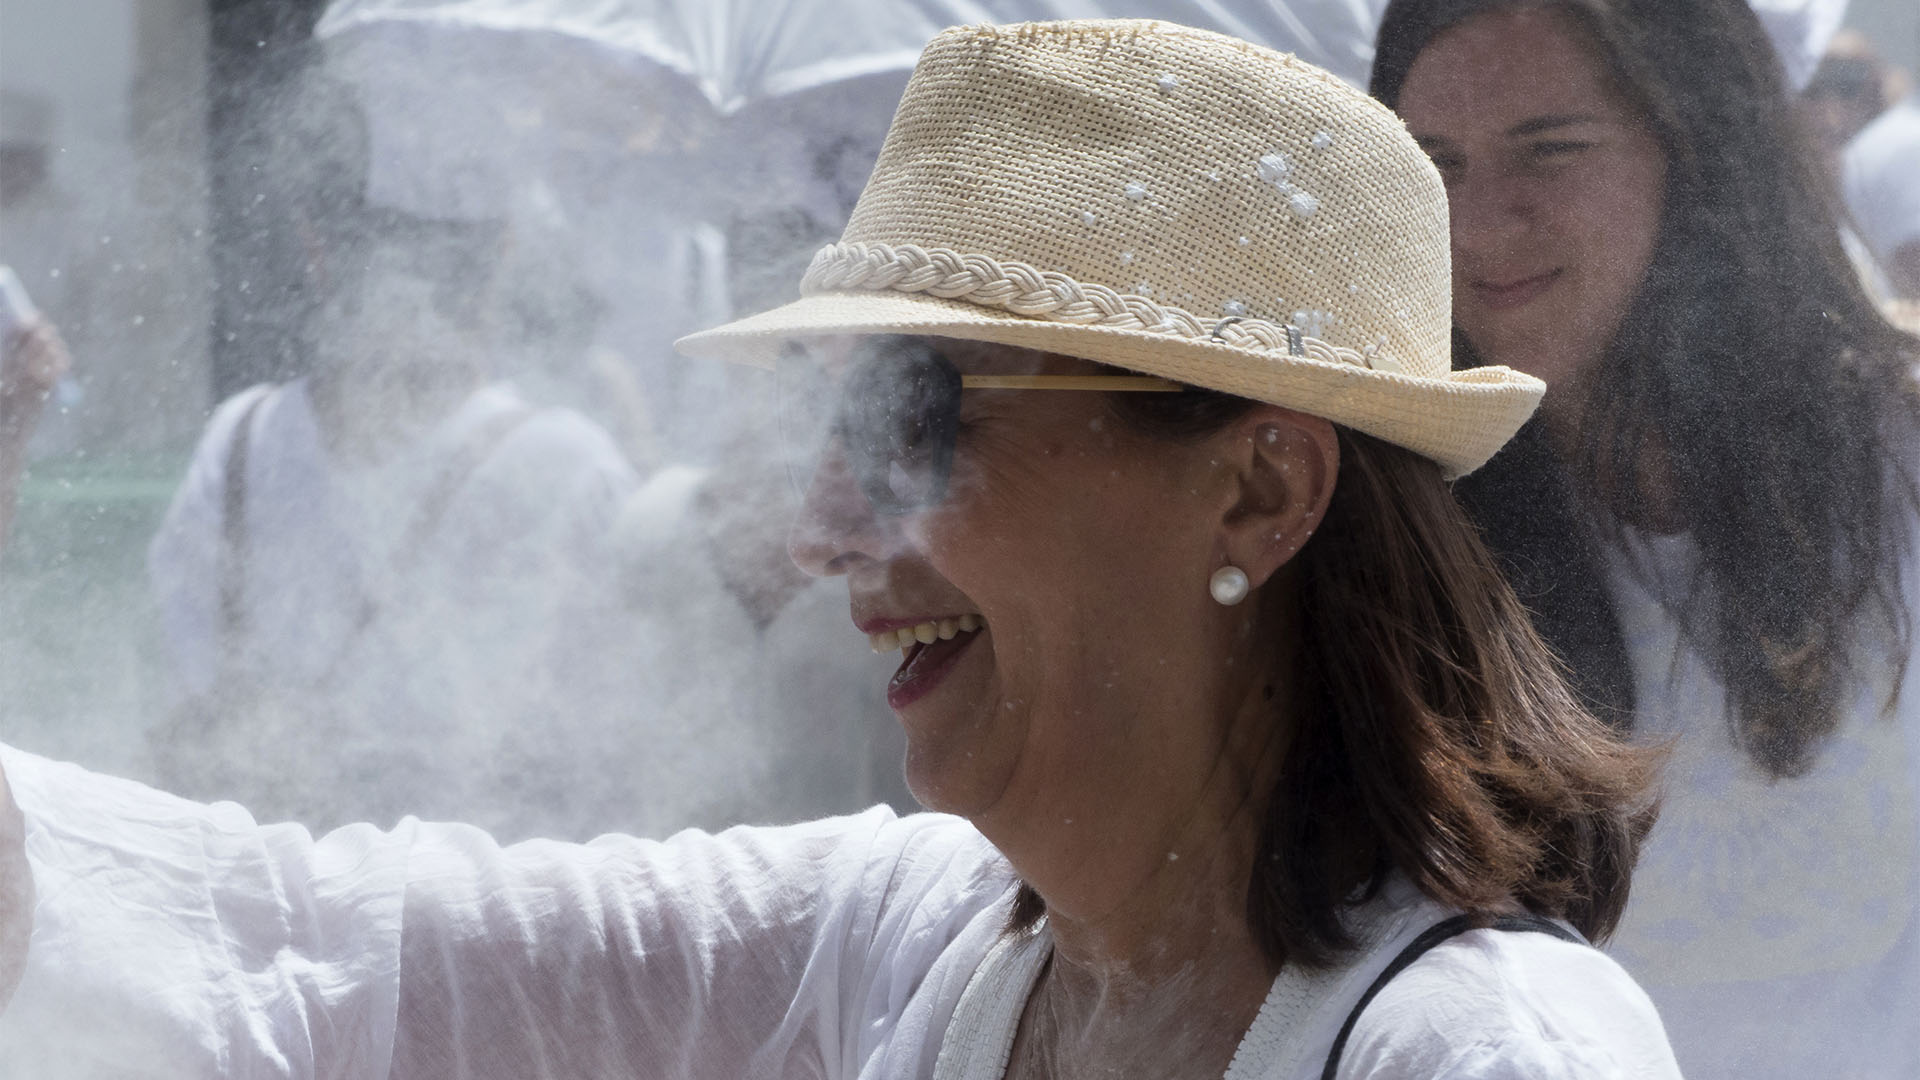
[1001,817,1275,1080]
[988,668,1292,1078]
[1540,391,1687,536]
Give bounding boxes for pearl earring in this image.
[1209,565,1250,606]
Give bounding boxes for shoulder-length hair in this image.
[1371,0,1920,778]
[1011,400,1660,971]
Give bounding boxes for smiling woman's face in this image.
[1396,7,1667,392]
[786,339,1282,827]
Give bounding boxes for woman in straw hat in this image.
[0,19,1676,1078]
[1371,1,1920,1076]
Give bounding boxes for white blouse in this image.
[1602,531,1920,1079]
[0,744,1676,1079]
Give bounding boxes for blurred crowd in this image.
[1,1,1919,1076]
[1803,28,1920,303]
[0,48,912,840]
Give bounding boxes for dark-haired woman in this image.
[1372,1,1920,1076]
[0,20,1674,1077]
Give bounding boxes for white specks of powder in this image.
[1311,130,1334,150]
[1223,300,1248,317]
[1256,152,1292,188]
[1292,309,1335,338]
[1289,191,1320,218]
[1080,210,1097,226]
[1206,170,1221,182]
[1136,282,1154,297]
[1236,236,1251,247]
[1119,251,1135,265]
[1168,852,1180,862]
[1156,73,1179,92]
[1124,182,1149,202]
[1348,283,1360,294]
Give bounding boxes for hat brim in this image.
[676,290,1542,478]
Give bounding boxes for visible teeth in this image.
[868,616,987,654]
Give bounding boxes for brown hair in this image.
[1371,0,1920,778]
[1009,387,1660,970]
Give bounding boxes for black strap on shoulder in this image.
[1320,913,1584,1080]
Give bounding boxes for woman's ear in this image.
[1214,406,1339,589]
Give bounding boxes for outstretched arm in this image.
[0,744,1003,1078]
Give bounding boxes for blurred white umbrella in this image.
[313,0,1392,220]
[316,0,1387,116]
[314,0,1846,219]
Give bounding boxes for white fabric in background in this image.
[0,743,1676,1079]
[1844,96,1920,276]
[1745,0,1849,90]
[146,377,639,834]
[1604,530,1920,1080]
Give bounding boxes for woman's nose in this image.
[1448,171,1533,259]
[788,438,895,578]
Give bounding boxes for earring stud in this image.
[1210,565,1250,606]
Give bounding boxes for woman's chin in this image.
[1462,320,1600,391]
[900,744,1002,818]
[891,647,1017,817]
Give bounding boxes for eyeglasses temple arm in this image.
[958,375,1183,392]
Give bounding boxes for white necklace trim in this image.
[933,927,1052,1080]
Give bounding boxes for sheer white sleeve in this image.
[0,744,1010,1079]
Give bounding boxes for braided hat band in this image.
[678,19,1545,477]
[803,242,1385,369]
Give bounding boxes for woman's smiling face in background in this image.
[1396,7,1668,394]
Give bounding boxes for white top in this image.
[0,744,1677,1079]
[1843,97,1920,273]
[145,377,639,833]
[1603,531,1920,1078]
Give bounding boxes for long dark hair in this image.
[1009,390,1659,970]
[1372,0,1920,778]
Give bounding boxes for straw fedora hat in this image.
[677,19,1543,477]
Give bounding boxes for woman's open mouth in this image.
[868,616,987,710]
